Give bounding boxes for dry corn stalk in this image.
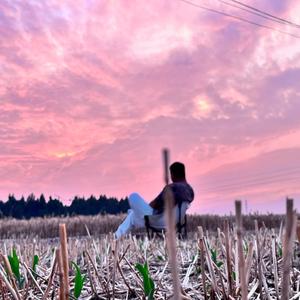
[198,226,207,300]
[224,220,233,297]
[163,149,182,300]
[235,201,247,300]
[297,218,300,243]
[59,224,69,300]
[281,198,296,300]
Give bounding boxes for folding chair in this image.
[144,201,189,239]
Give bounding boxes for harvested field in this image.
[0,213,285,239]
[0,201,299,299]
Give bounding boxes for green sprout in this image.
[135,262,155,300]
[8,248,24,287]
[232,270,236,281]
[71,262,86,299]
[210,248,223,268]
[243,241,249,254]
[278,245,283,258]
[157,255,165,261]
[32,254,39,277]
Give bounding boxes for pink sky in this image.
[1,0,300,214]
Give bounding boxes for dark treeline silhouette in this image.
[0,194,129,219]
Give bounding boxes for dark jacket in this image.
[150,182,194,214]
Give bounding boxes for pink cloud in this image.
[1,0,300,214]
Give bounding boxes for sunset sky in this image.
[1,0,300,214]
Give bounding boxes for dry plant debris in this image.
[0,216,299,299]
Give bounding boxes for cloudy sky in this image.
[1,0,300,214]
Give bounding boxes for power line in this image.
[199,174,300,194]
[216,0,300,29]
[179,0,300,39]
[198,165,300,188]
[228,0,300,29]
[199,171,300,193]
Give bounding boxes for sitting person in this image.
[115,162,194,239]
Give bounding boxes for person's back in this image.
[149,162,194,214]
[151,181,194,214]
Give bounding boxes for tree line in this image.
[0,194,129,219]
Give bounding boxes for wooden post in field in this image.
[163,149,182,300]
[198,226,207,300]
[271,229,279,297]
[254,220,263,299]
[297,216,300,244]
[59,224,69,300]
[56,248,65,300]
[224,220,233,297]
[163,148,170,186]
[235,201,247,300]
[281,198,296,300]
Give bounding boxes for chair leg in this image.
[150,229,154,239]
[184,216,188,239]
[146,226,151,239]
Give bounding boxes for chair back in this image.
[176,201,190,224]
[147,201,190,230]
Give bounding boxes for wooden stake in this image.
[112,239,118,300]
[297,217,300,244]
[235,201,247,300]
[224,220,233,297]
[271,229,279,298]
[59,224,69,300]
[254,220,263,299]
[244,241,254,286]
[281,198,296,300]
[56,248,65,300]
[163,149,182,300]
[198,226,208,300]
[163,148,170,185]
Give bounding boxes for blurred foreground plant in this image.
[32,254,39,278]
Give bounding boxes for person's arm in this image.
[149,191,163,209]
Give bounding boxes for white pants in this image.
[115,193,153,239]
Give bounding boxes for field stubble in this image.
[0,206,299,299]
[0,213,284,239]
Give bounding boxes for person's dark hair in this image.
[169,162,186,179]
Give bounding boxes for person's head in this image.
[170,162,186,183]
